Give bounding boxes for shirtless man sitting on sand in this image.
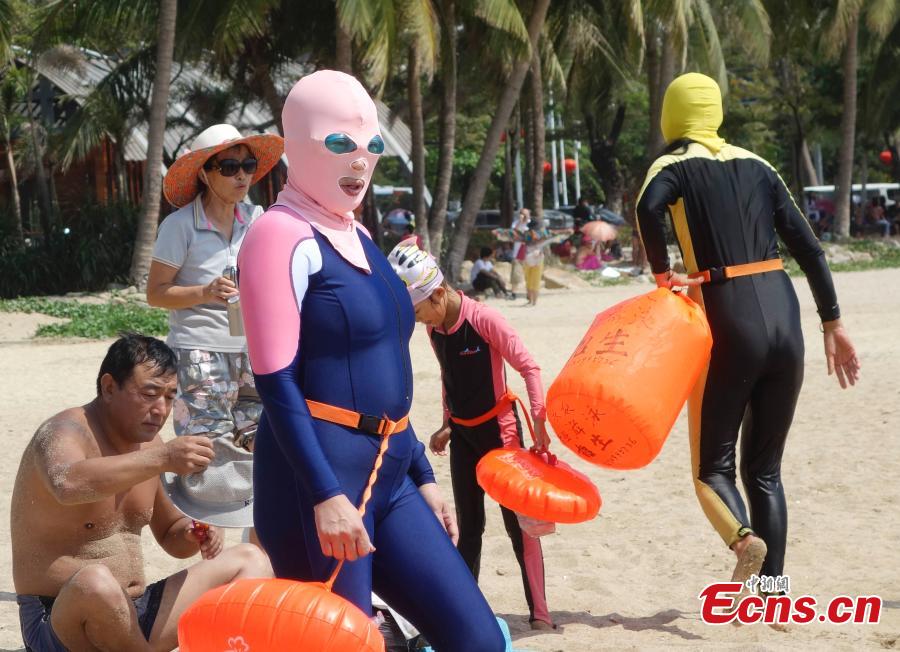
[11,333,273,652]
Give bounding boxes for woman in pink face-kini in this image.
[237,71,506,651]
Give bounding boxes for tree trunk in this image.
[790,102,818,192]
[407,42,429,252]
[833,14,858,239]
[645,25,663,157]
[2,125,23,240]
[522,89,534,209]
[501,136,514,226]
[129,0,177,287]
[256,62,285,136]
[647,25,677,158]
[427,0,457,261]
[445,0,551,282]
[799,138,818,187]
[587,106,626,216]
[530,54,545,220]
[335,10,353,74]
[361,185,382,248]
[25,90,53,236]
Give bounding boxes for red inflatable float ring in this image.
[476,448,601,523]
[178,578,385,652]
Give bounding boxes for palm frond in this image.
[822,0,864,59]
[399,0,440,77]
[865,0,900,38]
[647,0,690,52]
[469,0,529,44]
[353,0,397,92]
[337,0,379,37]
[720,0,771,65]
[541,28,566,94]
[34,0,158,50]
[690,0,727,91]
[178,0,276,60]
[0,0,14,64]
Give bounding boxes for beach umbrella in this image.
[581,220,618,243]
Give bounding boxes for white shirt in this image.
[470,258,493,284]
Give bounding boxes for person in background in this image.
[146,124,284,540]
[509,208,531,291]
[471,246,515,299]
[11,334,272,652]
[572,196,593,230]
[522,218,549,307]
[389,240,555,631]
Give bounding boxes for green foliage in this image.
[578,269,632,287]
[0,296,168,338]
[0,202,139,298]
[781,239,900,276]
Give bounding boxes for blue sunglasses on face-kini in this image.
[323,132,385,155]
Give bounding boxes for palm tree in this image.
[0,0,13,63]
[546,0,643,213]
[428,0,529,259]
[642,0,771,156]
[0,67,27,239]
[529,42,545,218]
[337,0,439,248]
[129,0,177,287]
[427,0,457,259]
[407,39,431,249]
[445,0,552,282]
[1,0,22,238]
[825,0,899,238]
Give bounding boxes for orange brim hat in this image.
[163,132,284,208]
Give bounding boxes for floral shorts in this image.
[172,349,262,438]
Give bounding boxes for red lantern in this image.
[542,161,552,174]
[563,158,577,173]
[880,150,893,166]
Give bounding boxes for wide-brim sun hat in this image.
[159,432,255,528]
[160,467,254,528]
[163,123,284,208]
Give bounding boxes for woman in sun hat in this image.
[147,124,283,539]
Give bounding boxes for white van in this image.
[803,182,899,207]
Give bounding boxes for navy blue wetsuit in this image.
[238,206,504,652]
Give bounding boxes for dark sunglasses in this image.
[205,157,258,177]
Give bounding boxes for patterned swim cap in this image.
[388,238,445,305]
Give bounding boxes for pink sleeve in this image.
[237,211,314,374]
[470,305,546,420]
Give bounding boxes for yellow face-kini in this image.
[660,72,726,154]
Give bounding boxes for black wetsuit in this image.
[428,294,550,623]
[636,142,840,577]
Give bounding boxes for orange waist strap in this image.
[689,258,783,284]
[449,391,538,446]
[306,399,408,436]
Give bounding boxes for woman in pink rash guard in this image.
[237,71,505,652]
[389,239,556,631]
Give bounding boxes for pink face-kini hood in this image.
[275,70,383,273]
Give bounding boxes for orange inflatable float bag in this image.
[178,578,384,652]
[547,288,712,469]
[476,447,601,525]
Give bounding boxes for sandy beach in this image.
[1,268,898,651]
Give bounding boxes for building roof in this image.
[19,49,416,177]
